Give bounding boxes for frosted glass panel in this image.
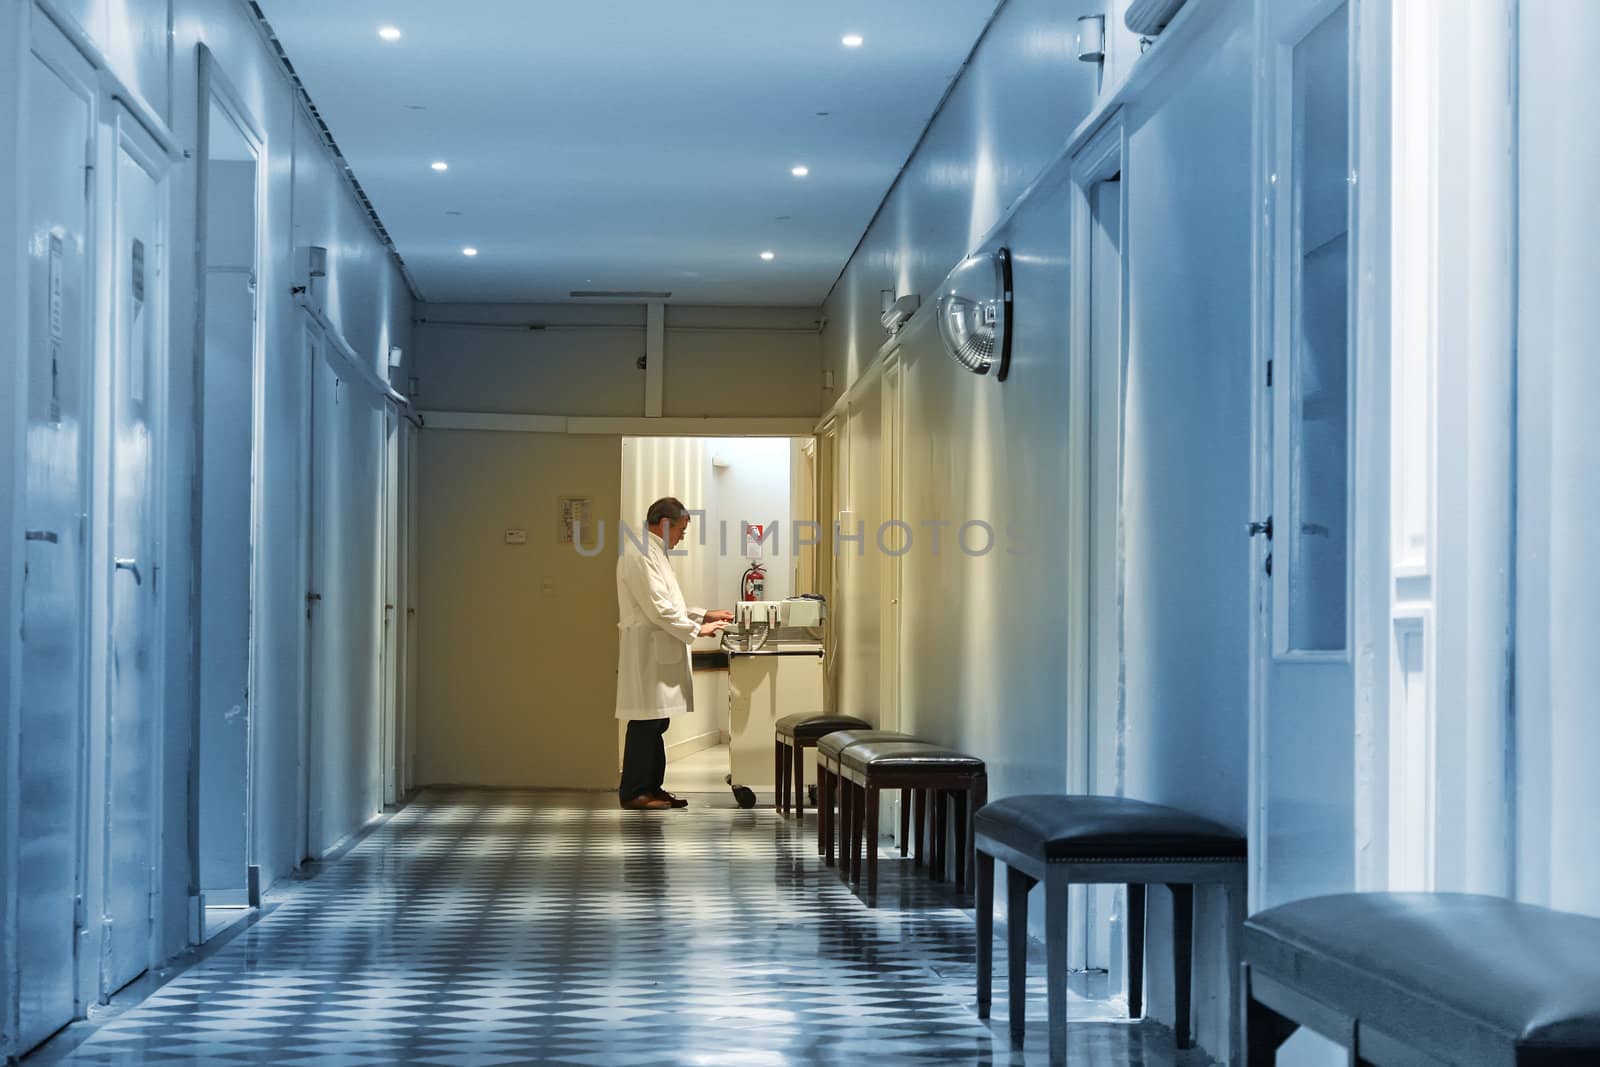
[1288,6,1350,653]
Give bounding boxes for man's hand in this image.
[698,621,728,637]
[704,609,735,623]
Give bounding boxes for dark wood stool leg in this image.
[1127,883,1146,1019]
[976,848,996,1018]
[1006,865,1036,1047]
[865,784,880,904]
[850,781,866,886]
[774,740,786,815]
[913,788,926,868]
[952,791,968,892]
[794,740,807,820]
[837,769,851,878]
[968,775,987,898]
[818,762,831,859]
[1045,866,1070,1066]
[899,788,911,857]
[1170,882,1195,1050]
[1243,963,1298,1066]
[932,790,947,883]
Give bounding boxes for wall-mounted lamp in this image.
[1077,15,1106,63]
[880,293,921,335]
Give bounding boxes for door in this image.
[1084,173,1124,974]
[1256,0,1356,908]
[196,82,262,910]
[879,359,903,735]
[380,407,400,806]
[15,23,96,1051]
[102,108,168,996]
[300,323,331,860]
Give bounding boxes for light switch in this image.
[505,529,527,544]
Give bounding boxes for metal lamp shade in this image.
[935,247,1013,380]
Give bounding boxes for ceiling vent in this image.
[570,290,672,299]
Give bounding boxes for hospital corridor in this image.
[2,0,1599,1064]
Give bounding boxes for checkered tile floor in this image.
[38,790,1212,1065]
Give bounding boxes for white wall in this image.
[1515,0,1600,916]
[1,0,412,1052]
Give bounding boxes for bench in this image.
[838,741,987,905]
[816,729,914,867]
[1243,892,1600,1066]
[773,713,870,820]
[975,795,1248,1064]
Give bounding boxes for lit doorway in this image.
[193,51,265,940]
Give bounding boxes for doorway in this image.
[193,51,264,936]
[1067,115,1129,984]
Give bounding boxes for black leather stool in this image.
[773,713,870,820]
[1243,892,1600,1066]
[975,795,1247,1065]
[838,740,987,905]
[816,729,914,866]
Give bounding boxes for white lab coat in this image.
[615,532,705,720]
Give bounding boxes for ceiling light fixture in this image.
[791,165,810,177]
[431,161,449,171]
[760,251,776,261]
[842,33,864,48]
[462,247,478,257]
[936,247,1013,380]
[378,26,402,41]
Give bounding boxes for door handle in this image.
[114,558,142,585]
[25,530,59,544]
[306,592,322,602]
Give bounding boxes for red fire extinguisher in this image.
[740,562,766,602]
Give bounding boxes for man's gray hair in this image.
[646,496,690,527]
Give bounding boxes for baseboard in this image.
[666,730,721,761]
[719,729,731,745]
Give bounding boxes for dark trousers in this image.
[619,718,671,802]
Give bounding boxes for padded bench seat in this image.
[837,741,987,905]
[773,713,871,820]
[1243,892,1600,1066]
[975,795,1248,1065]
[816,730,915,865]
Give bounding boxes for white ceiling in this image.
[255,0,1002,306]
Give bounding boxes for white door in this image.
[1084,173,1124,973]
[1256,0,1356,909]
[380,407,400,806]
[15,23,96,1051]
[102,109,168,996]
[295,322,319,863]
[304,337,338,855]
[879,359,903,734]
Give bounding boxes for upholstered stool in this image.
[773,713,870,820]
[1243,892,1600,1066]
[816,730,915,866]
[838,741,987,905]
[975,795,1247,1065]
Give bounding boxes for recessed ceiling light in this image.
[378,26,402,41]
[431,161,449,172]
[791,165,810,177]
[842,33,864,48]
[462,247,478,257]
[760,251,776,261]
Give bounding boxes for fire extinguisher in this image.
[740,562,766,602]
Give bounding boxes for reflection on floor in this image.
[202,906,251,943]
[663,741,732,796]
[39,790,1213,1065]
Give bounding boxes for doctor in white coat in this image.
[616,497,732,809]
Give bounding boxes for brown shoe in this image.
[652,790,689,809]
[621,795,672,810]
